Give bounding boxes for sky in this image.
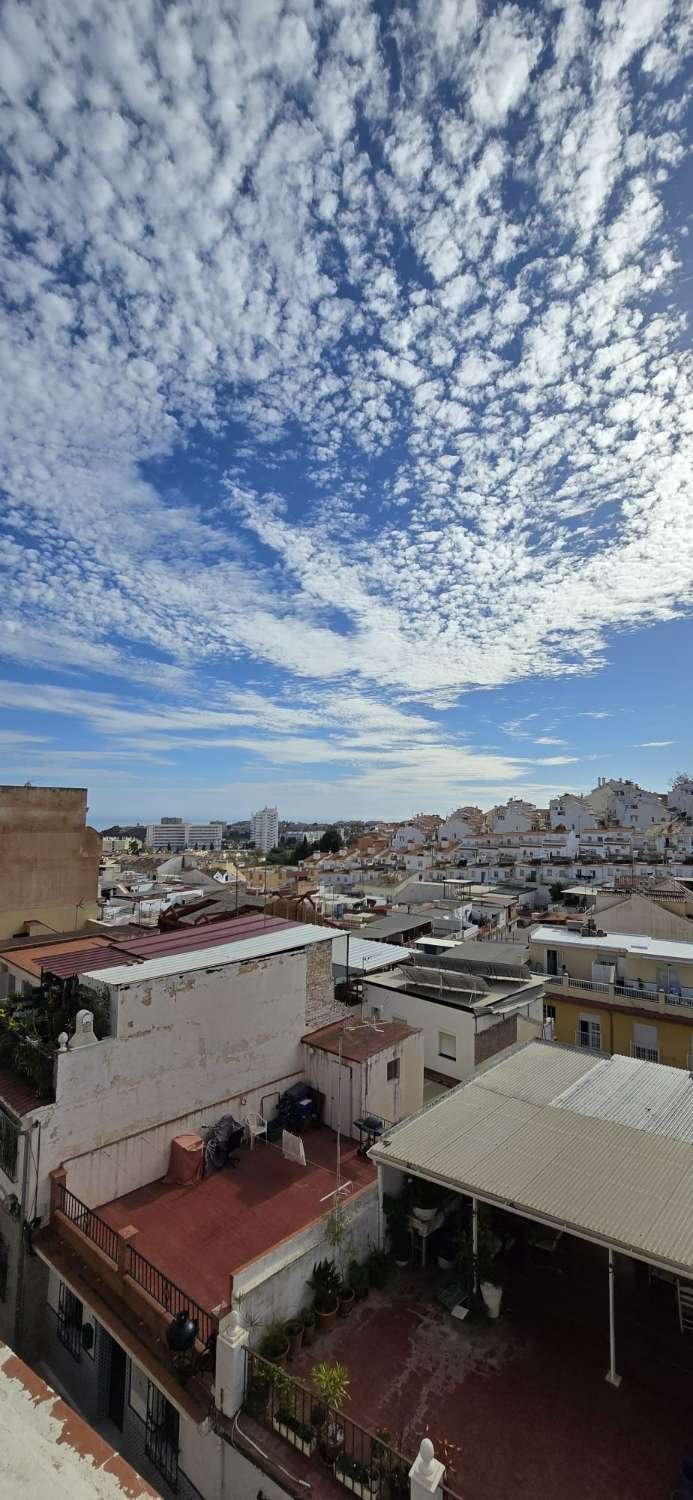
[1,0,692,827]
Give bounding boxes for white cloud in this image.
[635,739,676,747]
[0,0,690,775]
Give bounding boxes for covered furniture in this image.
[164,1133,204,1186]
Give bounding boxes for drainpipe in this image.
[13,1118,37,1353]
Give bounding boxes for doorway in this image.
[546,948,559,977]
[107,1337,127,1430]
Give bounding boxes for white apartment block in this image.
[549,794,594,833]
[487,799,538,833]
[251,804,278,852]
[669,777,693,820]
[588,778,668,830]
[146,821,224,850]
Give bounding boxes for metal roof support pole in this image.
[472,1196,479,1294]
[605,1248,622,1387]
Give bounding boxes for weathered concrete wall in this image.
[0,786,99,939]
[29,946,336,1215]
[304,1035,424,1135]
[232,1184,379,1338]
[305,941,345,1030]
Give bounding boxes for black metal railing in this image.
[0,1106,19,1180]
[128,1245,217,1348]
[56,1183,120,1266]
[244,1348,411,1498]
[55,1181,218,1347]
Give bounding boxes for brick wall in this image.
[474,1015,518,1067]
[304,942,348,1031]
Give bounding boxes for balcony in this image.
[545,972,693,1012]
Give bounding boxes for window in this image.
[578,1017,602,1051]
[0,1107,18,1181]
[633,1022,658,1063]
[57,1282,83,1360]
[543,1003,556,1023]
[145,1382,179,1491]
[0,1232,8,1301]
[386,1057,400,1082]
[438,1030,457,1062]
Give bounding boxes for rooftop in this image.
[84,918,338,987]
[372,1042,693,1277]
[0,935,114,979]
[366,963,543,1014]
[530,926,693,962]
[331,934,414,973]
[99,1126,375,1308]
[286,1246,693,1500]
[0,1341,158,1499]
[303,1017,421,1062]
[359,913,433,939]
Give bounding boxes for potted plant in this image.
[339,1278,356,1317]
[272,1404,317,1457]
[285,1316,304,1359]
[411,1180,444,1223]
[259,1321,290,1366]
[347,1260,369,1300]
[457,1218,503,1319]
[367,1246,392,1290]
[244,1370,270,1418]
[301,1304,318,1346]
[383,1186,412,1266]
[371,1431,409,1500]
[312,1361,349,1463]
[307,1259,341,1327]
[334,1452,378,1497]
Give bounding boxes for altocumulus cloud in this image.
[0,0,692,812]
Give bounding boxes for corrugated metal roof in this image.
[331,936,413,972]
[37,914,304,979]
[371,1041,693,1276]
[84,922,339,986]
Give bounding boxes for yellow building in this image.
[529,925,693,1069]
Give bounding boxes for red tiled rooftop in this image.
[304,1017,421,1060]
[99,1126,375,1311]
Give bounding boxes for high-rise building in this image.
[251,805,279,853]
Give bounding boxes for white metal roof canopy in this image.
[369,1042,693,1279]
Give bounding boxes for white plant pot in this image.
[480,1281,503,1320]
[334,1465,379,1496]
[412,1204,438,1223]
[272,1418,317,1456]
[437,1254,455,1270]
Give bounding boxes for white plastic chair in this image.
[244,1110,267,1149]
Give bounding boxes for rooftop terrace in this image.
[284,1241,693,1499]
[99,1126,375,1310]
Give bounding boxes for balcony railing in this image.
[56,1182,120,1264]
[54,1181,218,1348]
[128,1245,217,1348]
[545,973,693,1008]
[244,1348,412,1499]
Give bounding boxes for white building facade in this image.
[251,805,278,852]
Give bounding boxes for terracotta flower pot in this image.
[318,1300,339,1328]
[339,1287,356,1317]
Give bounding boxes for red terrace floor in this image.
[291,1238,693,1500]
[98,1127,375,1313]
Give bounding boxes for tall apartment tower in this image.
[251,805,279,853]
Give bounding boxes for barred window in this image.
[145,1381,179,1491]
[57,1282,83,1361]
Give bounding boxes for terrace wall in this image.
[232,1182,379,1336]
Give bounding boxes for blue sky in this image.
[0,0,692,826]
